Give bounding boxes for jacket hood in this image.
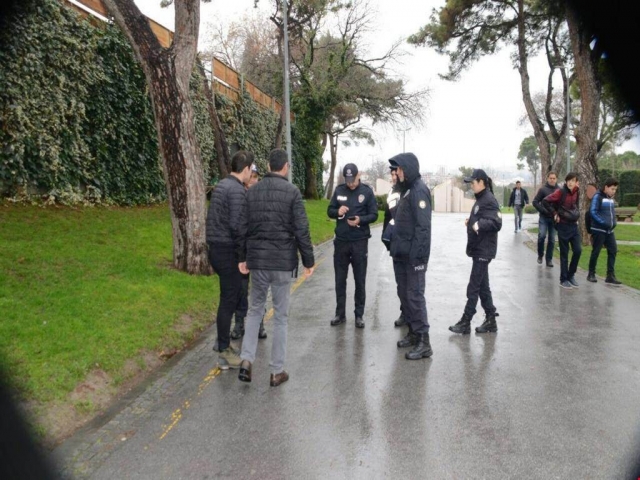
[389,153,421,185]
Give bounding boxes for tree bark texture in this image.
[305,154,320,199]
[566,7,600,245]
[199,59,230,178]
[325,133,338,199]
[516,0,552,176]
[103,0,211,274]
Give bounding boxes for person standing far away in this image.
[388,153,433,360]
[542,172,582,289]
[230,164,268,342]
[237,149,315,387]
[532,171,560,267]
[382,161,406,328]
[449,169,503,335]
[327,163,379,329]
[206,151,254,370]
[508,180,529,233]
[587,178,622,286]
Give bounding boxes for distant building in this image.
[432,179,475,213]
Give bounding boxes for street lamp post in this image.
[398,127,411,153]
[282,0,293,182]
[566,79,571,174]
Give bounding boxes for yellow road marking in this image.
[158,258,324,441]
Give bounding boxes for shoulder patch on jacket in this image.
[419,200,427,209]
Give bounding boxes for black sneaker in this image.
[587,272,597,283]
[355,316,365,329]
[605,275,622,286]
[330,315,346,326]
[560,280,573,289]
[537,256,543,265]
[258,321,267,339]
[546,261,554,268]
[568,276,579,288]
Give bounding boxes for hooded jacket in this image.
[388,153,432,265]
[466,188,502,259]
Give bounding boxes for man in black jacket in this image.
[327,163,379,329]
[237,149,315,387]
[532,171,559,267]
[508,180,530,232]
[389,153,433,360]
[206,151,254,369]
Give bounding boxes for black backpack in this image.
[585,192,603,234]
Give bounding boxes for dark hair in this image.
[269,149,288,172]
[565,171,578,182]
[231,151,254,173]
[547,171,557,178]
[603,177,619,188]
[516,180,521,184]
[478,176,494,194]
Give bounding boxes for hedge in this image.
[623,193,640,208]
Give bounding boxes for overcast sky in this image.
[133,0,640,176]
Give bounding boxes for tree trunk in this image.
[304,155,320,199]
[325,133,338,199]
[517,0,552,175]
[566,7,601,245]
[104,0,210,274]
[274,107,285,149]
[198,59,229,179]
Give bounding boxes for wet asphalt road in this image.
[54,213,640,479]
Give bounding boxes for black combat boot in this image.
[475,313,498,333]
[449,314,472,334]
[405,333,433,360]
[230,317,245,340]
[393,314,407,327]
[397,325,417,348]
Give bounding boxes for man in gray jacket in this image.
[238,149,315,387]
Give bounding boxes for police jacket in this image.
[466,188,502,259]
[239,173,314,271]
[388,153,432,265]
[508,188,529,207]
[542,185,580,224]
[590,191,617,233]
[206,175,247,254]
[327,182,378,242]
[382,183,401,250]
[532,182,560,217]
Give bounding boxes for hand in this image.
[472,222,479,233]
[465,218,469,226]
[347,216,360,227]
[304,266,314,278]
[238,262,249,274]
[553,213,560,224]
[338,206,349,216]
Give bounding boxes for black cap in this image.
[343,163,358,183]
[388,159,398,171]
[464,168,489,183]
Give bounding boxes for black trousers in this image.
[393,259,429,334]
[208,245,243,351]
[334,238,368,318]
[557,224,582,282]
[588,231,617,275]
[464,257,497,318]
[236,273,250,319]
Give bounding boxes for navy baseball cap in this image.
[464,168,489,183]
[343,163,358,183]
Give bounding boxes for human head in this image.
[515,180,521,189]
[464,168,492,194]
[603,177,619,197]
[565,171,579,190]
[546,171,557,187]
[343,163,360,190]
[231,150,254,183]
[390,168,398,185]
[247,164,260,187]
[268,149,289,175]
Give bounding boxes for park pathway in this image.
[53,213,640,479]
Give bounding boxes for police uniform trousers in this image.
[464,257,497,318]
[333,238,368,318]
[393,259,429,334]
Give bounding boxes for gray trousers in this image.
[514,205,523,230]
[240,269,294,375]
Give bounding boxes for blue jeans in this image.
[537,216,556,261]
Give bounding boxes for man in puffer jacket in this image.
[389,153,433,361]
[542,172,582,289]
[206,151,254,369]
[587,178,622,285]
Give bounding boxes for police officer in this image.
[449,169,502,334]
[389,153,433,360]
[327,163,379,328]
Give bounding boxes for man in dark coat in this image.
[508,180,530,232]
[238,149,315,387]
[389,153,433,360]
[206,151,254,369]
[327,163,379,329]
[532,171,560,267]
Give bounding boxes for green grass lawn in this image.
[613,224,640,242]
[0,200,350,409]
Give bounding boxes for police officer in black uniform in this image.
[327,163,379,328]
[389,153,433,360]
[449,169,502,334]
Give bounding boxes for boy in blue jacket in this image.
[587,178,622,285]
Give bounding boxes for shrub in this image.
[375,195,386,211]
[524,205,537,214]
[622,193,640,208]
[619,170,640,205]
